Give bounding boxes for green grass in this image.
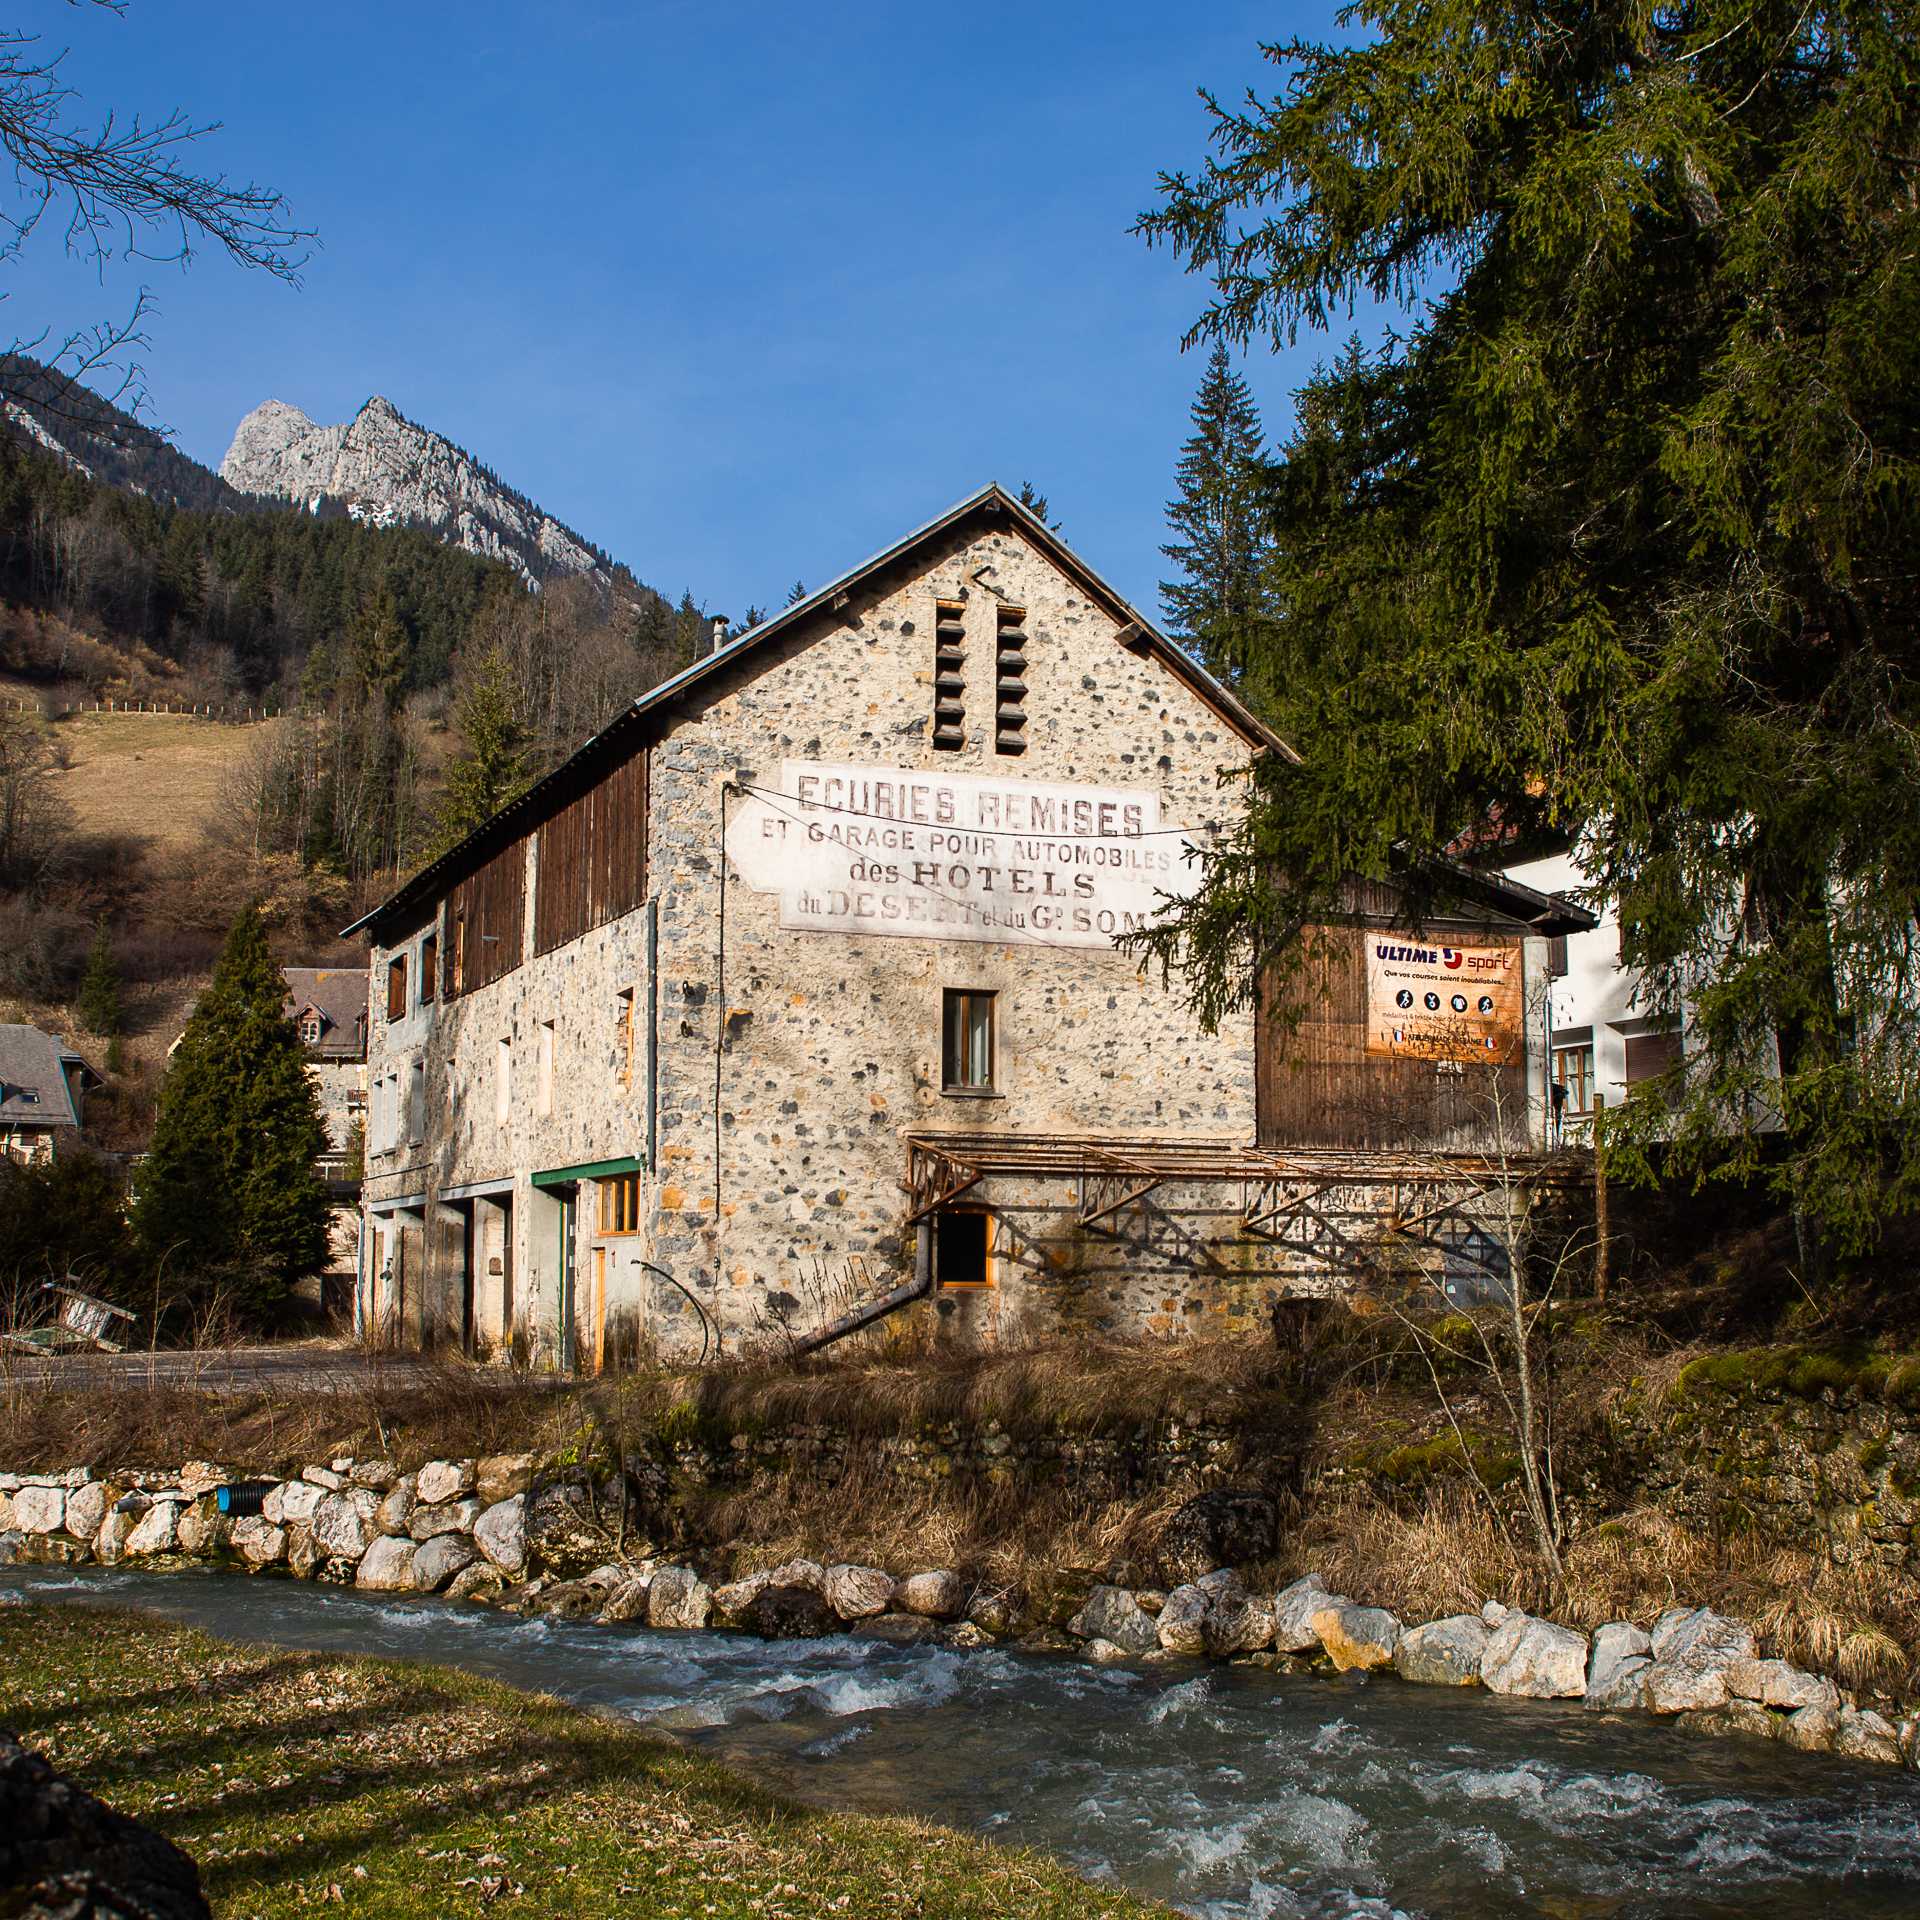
[2,1604,1165,1920]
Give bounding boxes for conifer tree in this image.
[75,918,122,1038]
[432,645,533,852]
[1139,0,1920,1251]
[1160,341,1270,683]
[132,904,329,1315]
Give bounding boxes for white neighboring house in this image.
[1499,848,1687,1140]
[0,1025,102,1164]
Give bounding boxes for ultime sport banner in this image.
[1364,936,1522,1062]
[723,760,1206,948]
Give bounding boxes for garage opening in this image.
[935,1208,991,1288]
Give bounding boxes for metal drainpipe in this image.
[645,897,659,1172]
[790,1221,933,1358]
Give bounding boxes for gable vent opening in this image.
[933,599,966,750]
[995,605,1028,755]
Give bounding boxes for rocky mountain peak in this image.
[219,393,608,587]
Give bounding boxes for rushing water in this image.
[5,1565,1919,1919]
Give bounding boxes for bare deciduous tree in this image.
[0,1,311,426]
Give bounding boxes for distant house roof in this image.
[0,1025,99,1129]
[283,967,370,1059]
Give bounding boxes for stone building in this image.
[282,966,369,1168]
[350,487,1587,1365]
[0,1025,100,1165]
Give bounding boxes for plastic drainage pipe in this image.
[216,1481,277,1517]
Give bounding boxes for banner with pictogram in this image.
[1364,936,1522,1062]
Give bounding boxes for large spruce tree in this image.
[1160,340,1271,682]
[1139,0,1920,1249]
[133,905,330,1314]
[433,645,535,852]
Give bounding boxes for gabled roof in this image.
[283,966,370,1058]
[0,1025,98,1129]
[346,484,1294,940]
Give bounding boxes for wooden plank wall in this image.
[1258,883,1529,1151]
[534,748,648,954]
[446,836,527,996]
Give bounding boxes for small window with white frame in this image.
[942,988,995,1093]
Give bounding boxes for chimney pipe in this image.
[711,616,728,654]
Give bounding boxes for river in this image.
[5,1565,1918,1919]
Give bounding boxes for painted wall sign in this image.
[724,760,1205,948]
[1364,937,1522,1061]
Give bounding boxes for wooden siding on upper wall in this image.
[534,749,648,955]
[445,835,526,997]
[1257,909,1531,1154]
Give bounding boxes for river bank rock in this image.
[1836,1707,1904,1766]
[313,1491,376,1561]
[897,1569,964,1620]
[410,1496,480,1543]
[1585,1622,1652,1711]
[1481,1612,1588,1698]
[350,1459,399,1491]
[1395,1615,1487,1686]
[125,1499,186,1559]
[1155,1584,1212,1654]
[13,1485,63,1534]
[356,1535,413,1591]
[1678,1699,1778,1743]
[1642,1608,1755,1714]
[475,1454,535,1505]
[596,1571,652,1622]
[447,1562,506,1605]
[1782,1703,1841,1752]
[742,1583,837,1639]
[473,1495,527,1577]
[1273,1574,1346,1653]
[63,1481,113,1541]
[1311,1602,1400,1672]
[417,1460,475,1506]
[1728,1656,1838,1713]
[410,1534,476,1593]
[524,1482,609,1577]
[377,1476,416,1536]
[1069,1585,1161,1656]
[229,1515,285,1568]
[648,1565,711,1630]
[824,1564,895,1620]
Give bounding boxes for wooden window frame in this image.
[934,1207,994,1289]
[420,932,438,1004]
[617,987,636,1088]
[941,988,996,1094]
[1551,1041,1594,1116]
[597,1171,642,1237]
[994,604,1027,756]
[385,955,407,1021]
[932,598,966,751]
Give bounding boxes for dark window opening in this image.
[1551,1043,1594,1115]
[385,955,407,1021]
[933,599,966,750]
[942,988,995,1092]
[995,605,1027,755]
[935,1208,991,1288]
[420,932,438,1004]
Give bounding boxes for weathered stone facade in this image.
[356,490,1571,1364]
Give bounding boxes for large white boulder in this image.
[1836,1707,1904,1766]
[355,1534,415,1591]
[416,1460,476,1506]
[647,1565,711,1630]
[1069,1585,1161,1656]
[1395,1615,1488,1686]
[123,1499,186,1558]
[1584,1621,1653,1711]
[410,1496,480,1542]
[1273,1574,1346,1653]
[1728,1655,1838,1713]
[1481,1612,1589,1698]
[376,1476,416,1537]
[62,1482,113,1542]
[230,1515,287,1567]
[312,1491,376,1562]
[272,1481,325,1527]
[473,1495,527,1577]
[475,1454,534,1505]
[1156,1584,1212,1655]
[13,1486,64,1534]
[1642,1608,1755,1715]
[1310,1603,1400,1672]
[896,1570,965,1621]
[410,1533,477,1592]
[823,1564,895,1620]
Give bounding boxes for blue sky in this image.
[4,1,1370,623]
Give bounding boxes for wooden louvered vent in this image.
[995,605,1027,755]
[933,599,966,750]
